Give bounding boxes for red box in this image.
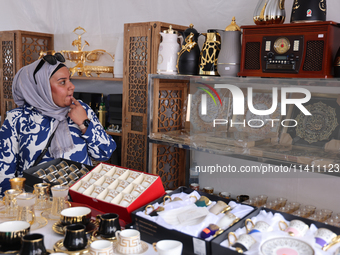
[69,163,165,223]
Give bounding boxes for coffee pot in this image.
[290,0,326,23]
[177,24,201,75]
[199,29,221,75]
[217,17,242,77]
[157,25,180,75]
[253,0,286,25]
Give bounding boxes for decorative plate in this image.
[260,237,314,255]
[112,240,149,255]
[52,220,98,235]
[53,239,91,255]
[295,101,338,144]
[31,216,48,231]
[190,88,230,132]
[40,201,71,222]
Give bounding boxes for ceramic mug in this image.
[90,240,113,255]
[96,213,121,239]
[153,240,183,255]
[245,219,272,234]
[279,219,309,237]
[0,221,30,252]
[19,233,47,255]
[60,206,91,226]
[237,195,249,203]
[209,200,231,215]
[217,212,239,229]
[63,224,88,251]
[115,229,143,254]
[228,232,256,252]
[314,228,337,249]
[203,187,214,194]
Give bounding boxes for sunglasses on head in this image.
[33,52,66,84]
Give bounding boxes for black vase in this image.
[290,0,326,23]
[19,234,47,255]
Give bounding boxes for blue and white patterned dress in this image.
[0,101,116,196]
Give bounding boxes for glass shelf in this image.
[148,74,340,178]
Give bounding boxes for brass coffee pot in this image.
[253,0,286,25]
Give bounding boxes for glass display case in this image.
[148,74,340,184]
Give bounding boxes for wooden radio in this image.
[238,21,340,78]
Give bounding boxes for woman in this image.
[0,53,116,196]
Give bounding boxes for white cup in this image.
[153,240,183,255]
[228,232,256,252]
[90,240,114,255]
[115,229,142,254]
[314,228,337,249]
[217,212,239,229]
[279,219,309,237]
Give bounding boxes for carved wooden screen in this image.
[122,22,188,189]
[122,23,152,172]
[151,80,188,189]
[0,31,53,126]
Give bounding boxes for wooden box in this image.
[0,30,54,125]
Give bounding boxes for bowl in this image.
[0,221,31,251]
[60,206,92,226]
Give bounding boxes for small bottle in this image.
[98,94,107,128]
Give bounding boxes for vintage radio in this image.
[238,21,340,78]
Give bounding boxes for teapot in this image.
[217,17,242,77]
[199,29,221,75]
[177,24,201,75]
[157,25,181,75]
[290,0,326,23]
[253,0,286,25]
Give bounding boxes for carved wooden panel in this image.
[126,132,146,171]
[128,36,148,114]
[2,40,14,100]
[0,31,53,125]
[156,144,185,189]
[158,89,183,133]
[21,36,50,66]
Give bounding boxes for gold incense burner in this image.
[40,27,114,77]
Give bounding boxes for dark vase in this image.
[290,0,326,23]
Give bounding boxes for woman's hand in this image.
[68,97,88,126]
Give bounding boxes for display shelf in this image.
[71,76,123,82]
[106,130,122,136]
[147,74,340,180]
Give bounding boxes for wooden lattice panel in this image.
[2,41,14,100]
[128,36,148,114]
[158,89,183,133]
[21,36,50,66]
[156,144,185,189]
[0,31,53,125]
[126,132,146,170]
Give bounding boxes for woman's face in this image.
[50,66,75,107]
